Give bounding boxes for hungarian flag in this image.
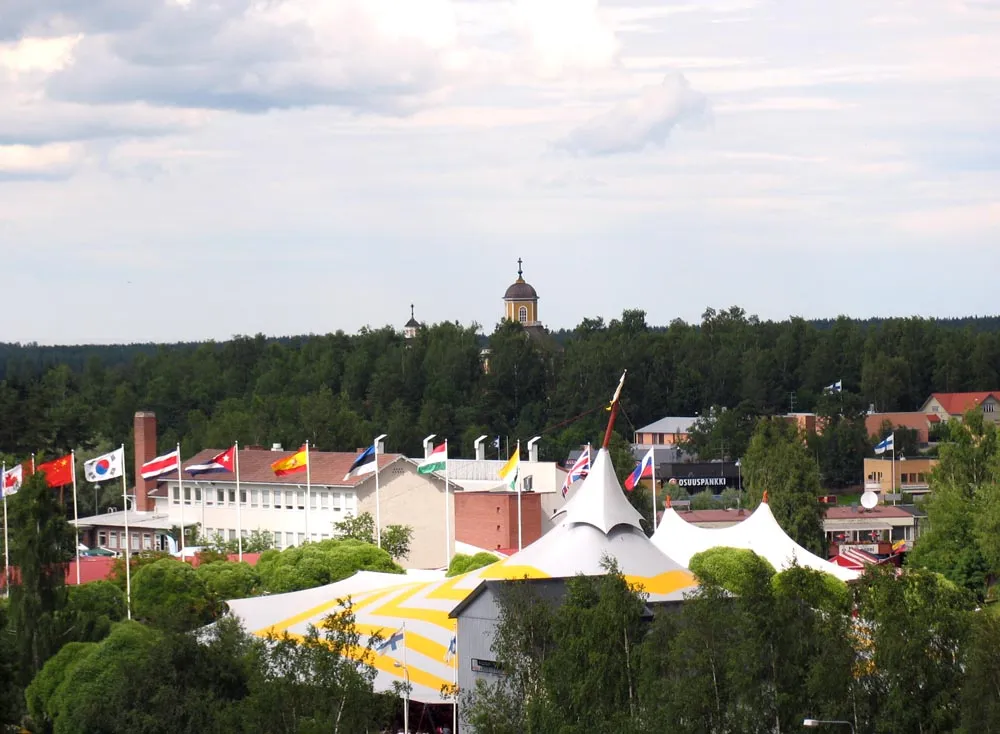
[141,449,180,480]
[37,454,73,487]
[418,443,447,474]
[272,446,308,477]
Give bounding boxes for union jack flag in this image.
[561,446,591,498]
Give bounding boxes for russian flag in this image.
[624,447,655,491]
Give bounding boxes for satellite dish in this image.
[861,491,878,510]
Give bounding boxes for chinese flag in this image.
[37,454,73,487]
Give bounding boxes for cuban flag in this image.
[874,433,894,455]
[375,627,404,653]
[561,446,591,498]
[84,448,125,483]
[624,447,655,492]
[186,446,237,476]
[824,379,843,394]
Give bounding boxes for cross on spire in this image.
[517,257,523,279]
[410,303,414,319]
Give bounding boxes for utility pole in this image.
[788,391,797,413]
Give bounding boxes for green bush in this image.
[132,558,218,631]
[689,547,776,596]
[446,552,499,577]
[195,561,261,601]
[63,580,127,643]
[25,641,97,731]
[771,565,850,612]
[256,538,402,594]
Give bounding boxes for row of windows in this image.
[96,530,156,551]
[202,528,331,550]
[171,486,351,512]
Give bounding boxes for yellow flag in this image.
[271,446,308,476]
[498,446,520,490]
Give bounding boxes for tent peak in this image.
[561,448,644,535]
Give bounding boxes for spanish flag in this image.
[498,445,520,491]
[271,446,308,477]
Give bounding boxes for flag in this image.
[37,453,73,487]
[625,447,655,491]
[824,379,843,394]
[140,448,180,480]
[499,446,520,490]
[272,446,308,477]
[874,433,894,455]
[344,444,376,481]
[561,446,590,498]
[606,370,626,410]
[84,448,125,483]
[418,443,447,474]
[2,464,23,497]
[186,445,236,476]
[375,627,404,653]
[445,634,457,662]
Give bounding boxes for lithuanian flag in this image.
[271,446,308,476]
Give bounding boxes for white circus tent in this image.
[651,498,860,583]
[224,448,698,703]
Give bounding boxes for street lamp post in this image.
[803,718,855,734]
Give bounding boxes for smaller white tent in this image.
[652,500,860,582]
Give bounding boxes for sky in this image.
[1,0,999,344]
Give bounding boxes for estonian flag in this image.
[344,444,377,481]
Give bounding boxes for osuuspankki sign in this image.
[673,477,728,489]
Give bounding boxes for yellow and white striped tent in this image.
[226,448,698,702]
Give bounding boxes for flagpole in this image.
[72,451,80,585]
[121,444,131,620]
[651,448,658,532]
[236,441,243,561]
[402,621,409,734]
[178,444,186,553]
[2,461,8,598]
[444,439,450,567]
[374,435,384,549]
[516,440,523,552]
[305,440,311,544]
[891,432,896,507]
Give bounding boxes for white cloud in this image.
[512,0,620,78]
[557,72,707,155]
[0,142,83,179]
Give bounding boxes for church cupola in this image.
[404,304,420,339]
[503,258,539,326]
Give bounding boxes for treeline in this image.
[3,308,1000,474]
[464,556,1000,734]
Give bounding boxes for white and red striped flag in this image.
[140,449,180,479]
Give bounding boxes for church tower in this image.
[403,304,420,340]
[503,258,540,327]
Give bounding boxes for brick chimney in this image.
[133,411,158,512]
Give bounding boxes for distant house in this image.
[634,416,698,446]
[920,392,1000,424]
[864,412,932,444]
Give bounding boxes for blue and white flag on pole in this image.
[445,634,456,662]
[375,627,404,653]
[874,433,894,455]
[824,380,843,394]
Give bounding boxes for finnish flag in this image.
[825,380,843,394]
[874,433,894,455]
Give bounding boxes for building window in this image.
[286,531,294,548]
[228,529,236,541]
[320,491,329,510]
[297,533,305,546]
[131,534,140,551]
[194,487,202,503]
[332,492,341,510]
[251,490,259,508]
[142,533,152,550]
[310,491,317,510]
[97,530,107,546]
[206,490,214,506]
[296,491,305,510]
[518,305,527,323]
[228,489,237,504]
[108,533,117,549]
[262,489,270,508]
[273,490,281,508]
[217,489,226,505]
[172,486,180,505]
[985,403,996,413]
[286,492,296,510]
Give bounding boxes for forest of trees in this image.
[4,308,1000,480]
